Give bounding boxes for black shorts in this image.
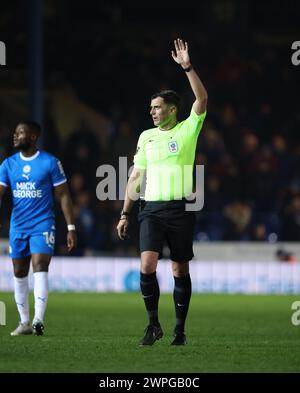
[138,199,195,262]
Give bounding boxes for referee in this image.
[117,39,207,346]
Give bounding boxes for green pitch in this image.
[0,292,300,372]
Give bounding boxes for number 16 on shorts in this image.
[43,231,55,249]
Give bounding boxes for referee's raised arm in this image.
[171,38,208,115]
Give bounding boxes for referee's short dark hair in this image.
[151,90,180,111]
[19,121,42,137]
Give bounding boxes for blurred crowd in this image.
[0,1,300,256]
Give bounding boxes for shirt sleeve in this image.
[133,134,147,170]
[183,109,207,136]
[50,157,67,187]
[0,160,9,187]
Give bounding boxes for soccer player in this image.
[117,39,207,345]
[0,121,77,336]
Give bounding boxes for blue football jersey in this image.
[0,150,67,232]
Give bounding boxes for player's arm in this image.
[54,183,77,251]
[171,38,208,115]
[116,167,145,240]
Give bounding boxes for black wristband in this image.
[120,210,129,217]
[183,65,193,72]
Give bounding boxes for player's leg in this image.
[31,253,51,335]
[30,229,54,335]
[140,252,160,321]
[9,232,33,336]
[138,207,165,346]
[171,260,191,345]
[141,251,160,317]
[11,256,32,335]
[166,206,195,345]
[139,251,163,346]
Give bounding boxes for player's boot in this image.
[171,330,187,345]
[138,324,163,346]
[10,322,33,336]
[32,319,45,336]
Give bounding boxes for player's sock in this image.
[33,271,49,322]
[140,272,160,326]
[173,273,192,333]
[14,275,30,324]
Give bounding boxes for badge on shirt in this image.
[168,140,178,153]
[22,165,31,180]
[23,165,31,174]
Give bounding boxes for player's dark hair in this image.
[17,121,41,137]
[151,90,180,111]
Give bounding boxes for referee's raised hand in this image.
[171,38,191,68]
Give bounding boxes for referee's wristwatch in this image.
[120,210,129,220]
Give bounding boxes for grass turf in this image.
[0,292,300,373]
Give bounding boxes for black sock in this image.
[173,274,192,333]
[140,272,160,326]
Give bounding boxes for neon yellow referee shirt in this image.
[134,109,206,201]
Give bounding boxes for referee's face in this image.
[150,97,176,128]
